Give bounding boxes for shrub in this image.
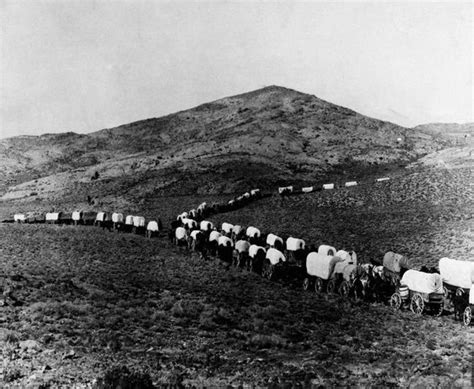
[94,366,155,389]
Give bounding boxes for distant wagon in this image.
[323,183,334,190]
[132,216,146,234]
[344,181,357,187]
[249,244,266,274]
[266,233,284,250]
[14,214,26,223]
[80,211,97,225]
[278,186,293,196]
[262,247,286,281]
[111,212,124,230]
[13,213,26,223]
[45,212,61,224]
[146,220,160,238]
[221,222,234,235]
[234,239,251,268]
[124,215,134,232]
[302,186,313,193]
[72,211,82,225]
[303,245,343,292]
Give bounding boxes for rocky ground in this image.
[1,165,473,387]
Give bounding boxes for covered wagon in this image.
[266,233,284,250]
[248,244,266,274]
[221,222,234,235]
[383,251,412,286]
[111,212,124,231]
[132,216,146,234]
[234,240,251,268]
[14,214,26,223]
[72,211,82,225]
[304,251,344,293]
[285,237,306,268]
[45,212,61,224]
[146,221,160,238]
[390,270,444,316]
[439,257,474,320]
[262,248,286,281]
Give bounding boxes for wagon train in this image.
[5,185,472,326]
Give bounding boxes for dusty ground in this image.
[1,166,473,387]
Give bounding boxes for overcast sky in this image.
[1,1,472,139]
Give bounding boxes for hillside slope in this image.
[0,86,449,201]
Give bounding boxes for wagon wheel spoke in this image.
[463,306,472,326]
[302,277,310,291]
[314,278,324,293]
[410,293,424,315]
[390,292,402,310]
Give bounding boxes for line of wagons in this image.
[12,211,163,238]
[172,213,474,326]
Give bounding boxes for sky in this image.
[0,1,472,139]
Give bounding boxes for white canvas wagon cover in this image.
[222,222,234,234]
[383,251,410,273]
[190,230,201,240]
[266,248,286,265]
[266,233,283,247]
[96,212,105,222]
[125,215,134,225]
[246,226,261,238]
[209,231,222,242]
[439,257,474,289]
[286,237,305,251]
[232,225,243,235]
[218,236,233,247]
[401,270,444,295]
[46,212,60,221]
[470,285,474,305]
[200,221,214,231]
[335,263,359,282]
[235,240,250,253]
[133,216,145,227]
[72,211,82,221]
[175,227,187,240]
[14,214,26,222]
[318,245,337,256]
[335,250,356,265]
[147,221,159,231]
[249,245,266,258]
[182,218,197,229]
[302,186,313,193]
[112,213,123,223]
[306,252,343,280]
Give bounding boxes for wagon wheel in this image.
[339,281,350,298]
[314,278,324,293]
[327,279,337,294]
[463,306,472,326]
[262,260,276,281]
[410,293,425,315]
[248,258,255,273]
[433,301,443,317]
[302,277,311,291]
[390,292,402,310]
[442,286,454,311]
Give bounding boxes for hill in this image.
[0,86,451,204]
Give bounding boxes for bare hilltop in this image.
[2,85,469,206]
